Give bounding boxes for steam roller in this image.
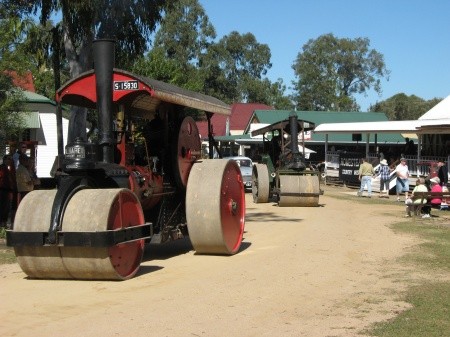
[7,39,245,280]
[14,189,145,280]
[251,112,322,207]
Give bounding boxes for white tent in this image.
[419,94,450,120]
[313,95,450,160]
[314,94,450,135]
[314,118,450,134]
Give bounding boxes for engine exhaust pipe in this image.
[93,39,115,163]
[289,112,299,154]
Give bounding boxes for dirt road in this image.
[0,186,418,337]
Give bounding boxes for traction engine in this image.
[251,112,322,207]
[6,40,245,280]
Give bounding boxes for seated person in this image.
[422,177,442,217]
[441,186,449,210]
[405,178,428,217]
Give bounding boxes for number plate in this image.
[65,145,85,159]
[114,80,139,91]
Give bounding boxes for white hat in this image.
[430,177,440,184]
[380,159,388,165]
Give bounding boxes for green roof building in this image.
[245,110,405,144]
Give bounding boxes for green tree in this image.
[153,0,216,70]
[244,77,293,109]
[3,0,174,142]
[369,93,441,120]
[0,10,27,149]
[132,47,204,92]
[145,0,290,108]
[19,21,70,99]
[201,31,273,104]
[135,0,214,94]
[4,0,174,77]
[292,33,390,111]
[0,74,25,146]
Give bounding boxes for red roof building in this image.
[197,103,273,139]
[6,70,36,92]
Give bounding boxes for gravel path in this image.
[0,186,420,337]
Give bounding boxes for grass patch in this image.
[0,227,16,264]
[369,283,450,337]
[0,247,16,264]
[366,220,450,337]
[391,220,450,273]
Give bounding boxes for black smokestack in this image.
[289,112,299,154]
[93,39,115,163]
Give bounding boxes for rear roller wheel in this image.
[14,189,145,280]
[186,159,245,255]
[252,163,270,203]
[278,175,320,207]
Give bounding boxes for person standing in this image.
[16,154,34,204]
[12,143,28,169]
[28,159,41,190]
[0,155,15,228]
[378,159,391,198]
[395,158,410,202]
[357,157,375,198]
[437,160,448,187]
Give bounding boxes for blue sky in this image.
[199,0,450,111]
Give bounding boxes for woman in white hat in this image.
[378,159,391,198]
[430,177,442,205]
[421,176,442,218]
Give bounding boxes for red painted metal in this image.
[176,116,201,187]
[107,190,145,279]
[220,161,245,254]
[56,71,153,104]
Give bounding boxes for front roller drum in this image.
[186,159,245,255]
[278,175,320,207]
[14,190,69,278]
[252,163,270,203]
[14,189,145,280]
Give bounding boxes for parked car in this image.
[226,156,253,190]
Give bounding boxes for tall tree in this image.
[136,0,214,94]
[152,0,216,70]
[243,77,293,109]
[19,20,70,99]
[292,33,390,112]
[0,73,25,147]
[3,0,174,142]
[369,93,441,120]
[0,9,27,149]
[201,31,273,104]
[5,0,173,76]
[148,1,289,108]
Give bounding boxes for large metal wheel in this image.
[186,159,245,255]
[252,163,270,203]
[14,189,145,280]
[278,175,320,207]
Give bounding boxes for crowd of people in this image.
[0,143,40,229]
[356,155,449,219]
